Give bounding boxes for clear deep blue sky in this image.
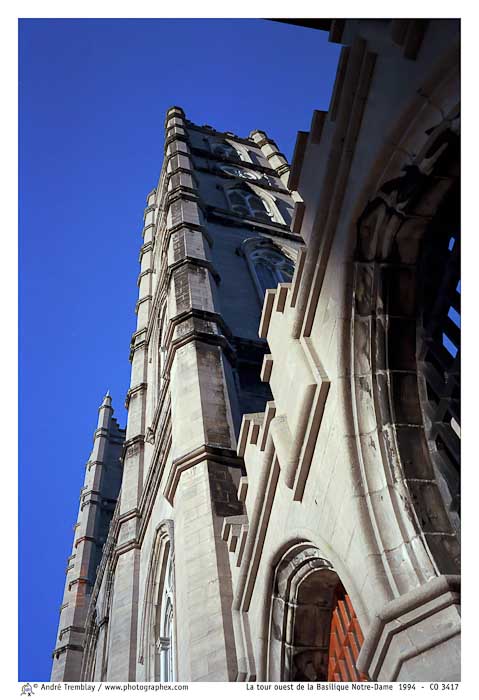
[19,18,340,681]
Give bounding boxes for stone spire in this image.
[51,393,125,681]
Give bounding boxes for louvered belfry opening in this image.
[327,584,368,682]
[417,182,460,528]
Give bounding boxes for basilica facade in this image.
[51,18,460,682]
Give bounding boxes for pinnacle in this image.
[101,390,113,408]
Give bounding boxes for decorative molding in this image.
[135,294,153,315]
[69,576,91,589]
[59,625,85,640]
[52,643,84,658]
[125,384,148,409]
[164,444,243,505]
[357,575,460,681]
[166,255,221,285]
[74,536,96,548]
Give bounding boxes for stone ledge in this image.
[59,625,85,640]
[164,444,243,504]
[51,643,84,659]
[357,575,461,681]
[74,536,96,548]
[167,255,221,285]
[125,384,148,409]
[134,294,153,315]
[68,576,91,590]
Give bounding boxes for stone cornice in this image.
[165,186,200,208]
[139,240,154,262]
[52,643,84,658]
[166,255,221,285]
[142,222,155,239]
[161,221,214,257]
[164,127,189,147]
[74,536,97,548]
[162,308,234,353]
[137,267,153,286]
[162,148,193,172]
[186,122,260,148]
[164,328,235,379]
[114,540,142,558]
[164,444,244,504]
[125,383,148,409]
[135,294,153,315]
[116,507,141,525]
[59,625,85,639]
[93,427,109,440]
[69,576,91,589]
[143,203,156,218]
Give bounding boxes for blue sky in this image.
[19,18,340,680]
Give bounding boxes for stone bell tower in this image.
[53,107,301,681]
[102,107,300,681]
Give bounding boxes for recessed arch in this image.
[350,106,460,596]
[266,542,367,682]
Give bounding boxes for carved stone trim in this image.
[163,444,243,505]
[52,643,84,658]
[357,575,460,681]
[166,255,221,285]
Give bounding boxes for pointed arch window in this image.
[240,238,296,300]
[139,521,177,682]
[251,247,294,291]
[226,186,274,223]
[154,554,176,682]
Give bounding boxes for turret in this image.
[51,392,125,681]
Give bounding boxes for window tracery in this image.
[138,521,176,682]
[250,247,294,292]
[154,554,176,682]
[218,164,261,181]
[226,186,274,223]
[240,238,296,300]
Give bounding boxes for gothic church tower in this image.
[52,107,300,681]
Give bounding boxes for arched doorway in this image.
[267,543,367,681]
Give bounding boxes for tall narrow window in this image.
[139,522,176,682]
[154,553,176,681]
